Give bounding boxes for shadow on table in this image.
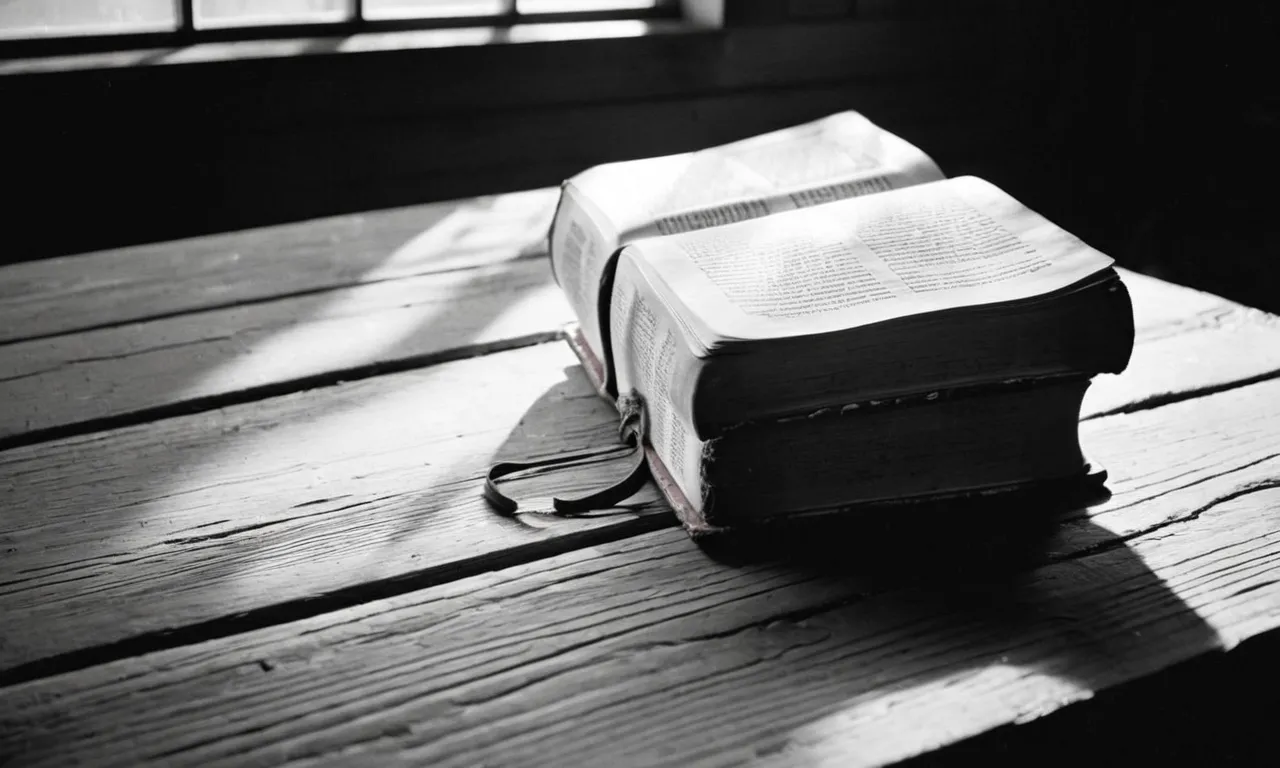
[698,478,1115,585]
[397,363,668,543]
[684,481,1222,762]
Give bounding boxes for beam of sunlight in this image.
[360,188,559,280]
[179,187,563,401]
[179,266,568,401]
[2,180,577,670]
[155,186,577,604]
[778,665,1091,767]
[156,342,587,606]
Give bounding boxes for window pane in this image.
[517,0,663,12]
[363,0,510,21]
[0,0,177,39]
[197,0,351,28]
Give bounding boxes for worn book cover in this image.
[564,323,1107,537]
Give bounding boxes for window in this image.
[0,0,679,50]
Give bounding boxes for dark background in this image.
[1,2,1276,763]
[2,1,1275,312]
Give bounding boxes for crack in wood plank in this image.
[1084,368,1280,420]
[156,496,396,548]
[0,254,574,445]
[0,513,674,690]
[0,335,240,385]
[1047,478,1280,563]
[1083,451,1280,516]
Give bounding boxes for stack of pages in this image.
[547,111,1134,534]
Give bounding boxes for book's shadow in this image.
[695,481,1221,733]
[494,365,1220,691]
[488,362,1222,757]
[698,479,1115,585]
[480,365,669,532]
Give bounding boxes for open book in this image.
[549,110,945,385]
[544,113,1134,532]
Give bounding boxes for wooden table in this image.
[2,189,1279,766]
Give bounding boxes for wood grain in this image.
[0,342,668,679]
[2,305,1278,681]
[0,187,558,343]
[2,376,1277,767]
[0,257,572,444]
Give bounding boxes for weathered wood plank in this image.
[0,257,573,444]
[2,378,1277,767]
[0,187,557,343]
[0,342,667,679]
[2,309,1278,683]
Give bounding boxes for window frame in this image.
[0,1,1078,262]
[0,0,689,59]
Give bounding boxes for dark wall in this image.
[2,1,1275,311]
[1024,1,1277,313]
[1118,2,1278,313]
[0,2,1091,259]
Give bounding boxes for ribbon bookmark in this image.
[484,392,650,516]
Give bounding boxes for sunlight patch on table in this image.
[361,188,559,281]
[180,276,565,399]
[770,664,1092,768]
[179,188,565,403]
[131,344,596,600]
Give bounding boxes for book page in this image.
[610,257,707,509]
[653,112,926,212]
[632,176,1116,348]
[551,111,945,360]
[579,111,945,242]
[548,184,619,357]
